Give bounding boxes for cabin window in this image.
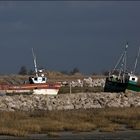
[132,78,135,81]
[34,77,37,81]
[42,78,45,81]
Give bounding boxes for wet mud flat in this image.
[0,130,140,140]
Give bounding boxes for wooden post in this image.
[70,82,72,94]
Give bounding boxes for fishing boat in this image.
[126,46,140,92]
[127,74,140,92]
[0,48,61,95]
[104,43,130,92]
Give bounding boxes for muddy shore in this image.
[0,130,140,140]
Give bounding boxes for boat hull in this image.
[33,89,59,95]
[0,83,61,95]
[104,78,127,93]
[127,83,140,92]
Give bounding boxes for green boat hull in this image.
[127,83,140,92]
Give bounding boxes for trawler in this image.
[0,48,61,95]
[104,43,130,92]
[126,46,140,92]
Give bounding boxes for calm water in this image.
[0,130,140,140]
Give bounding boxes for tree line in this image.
[18,65,111,76]
[18,66,81,76]
[18,66,34,75]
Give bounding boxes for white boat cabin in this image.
[128,74,138,83]
[29,74,47,84]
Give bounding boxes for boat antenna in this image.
[32,48,38,77]
[133,46,140,74]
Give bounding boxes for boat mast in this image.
[113,43,128,82]
[113,43,128,71]
[32,48,38,77]
[123,43,128,74]
[122,43,128,82]
[113,51,124,71]
[133,46,140,74]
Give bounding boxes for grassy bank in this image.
[0,107,140,136]
[58,86,104,94]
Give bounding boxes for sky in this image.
[0,1,140,75]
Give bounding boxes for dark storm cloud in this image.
[0,1,140,74]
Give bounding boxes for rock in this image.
[0,92,139,111]
[63,105,74,110]
[74,104,83,109]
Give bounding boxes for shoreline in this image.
[0,130,140,140]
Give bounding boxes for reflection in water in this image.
[0,130,140,140]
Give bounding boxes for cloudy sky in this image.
[0,1,140,75]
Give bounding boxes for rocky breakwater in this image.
[0,92,140,111]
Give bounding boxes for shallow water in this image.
[0,130,140,140]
